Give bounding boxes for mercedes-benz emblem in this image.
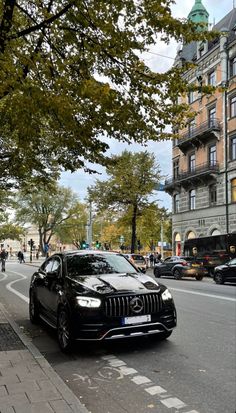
[130,297,143,314]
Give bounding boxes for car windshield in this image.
[132,255,145,262]
[66,253,137,277]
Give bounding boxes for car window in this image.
[230,258,236,265]
[66,253,137,277]
[42,259,54,273]
[164,257,172,262]
[51,257,61,274]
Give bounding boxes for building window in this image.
[230,56,236,77]
[189,120,195,137]
[231,178,236,203]
[230,95,236,118]
[188,90,194,104]
[209,106,216,127]
[174,194,180,213]
[208,70,216,86]
[209,144,216,166]
[189,189,196,210]
[189,153,195,172]
[230,136,236,161]
[209,184,217,205]
[173,159,179,179]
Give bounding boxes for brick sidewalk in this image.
[0,303,89,413]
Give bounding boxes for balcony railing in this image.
[164,161,219,189]
[177,119,221,151]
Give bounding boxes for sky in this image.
[60,0,234,211]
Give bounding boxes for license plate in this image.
[192,264,200,267]
[122,315,151,325]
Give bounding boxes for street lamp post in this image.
[161,215,164,258]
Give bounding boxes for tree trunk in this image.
[131,204,137,253]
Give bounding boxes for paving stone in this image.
[0,406,15,413]
[7,379,40,395]
[28,379,61,403]
[49,399,75,413]
[0,373,20,386]
[0,392,29,407]
[0,384,8,397]
[10,401,54,413]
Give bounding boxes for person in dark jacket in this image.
[17,251,25,263]
[0,249,7,272]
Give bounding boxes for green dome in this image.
[188,0,209,27]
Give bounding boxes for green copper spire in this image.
[188,0,209,28]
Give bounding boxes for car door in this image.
[159,257,176,275]
[36,258,54,314]
[42,256,63,324]
[226,259,236,282]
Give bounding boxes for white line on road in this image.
[170,287,236,302]
[5,270,29,304]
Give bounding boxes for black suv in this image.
[29,250,177,352]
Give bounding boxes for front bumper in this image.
[71,305,177,341]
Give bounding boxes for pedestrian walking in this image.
[17,251,25,263]
[0,249,7,272]
[149,253,154,268]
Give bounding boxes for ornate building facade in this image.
[165,1,236,255]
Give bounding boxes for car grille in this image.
[104,293,162,317]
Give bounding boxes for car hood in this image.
[68,272,161,295]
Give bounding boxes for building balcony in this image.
[177,119,221,153]
[164,162,220,193]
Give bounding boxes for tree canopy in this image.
[88,150,162,252]
[15,184,78,253]
[0,0,213,190]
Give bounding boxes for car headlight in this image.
[161,289,172,301]
[76,297,101,308]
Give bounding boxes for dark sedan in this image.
[213,258,236,284]
[154,256,208,280]
[29,250,177,352]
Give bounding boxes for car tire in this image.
[173,269,182,280]
[195,275,203,281]
[29,290,40,324]
[57,308,73,353]
[214,272,224,285]
[154,268,161,278]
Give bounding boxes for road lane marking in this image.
[103,355,200,412]
[5,270,29,304]
[161,397,186,409]
[145,386,167,395]
[170,287,236,302]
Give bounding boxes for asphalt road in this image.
[0,260,235,413]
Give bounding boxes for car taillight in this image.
[182,261,188,266]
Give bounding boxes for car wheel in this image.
[154,268,161,278]
[29,290,40,324]
[173,269,182,280]
[57,308,73,353]
[195,275,203,281]
[214,272,224,285]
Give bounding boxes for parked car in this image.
[124,253,147,273]
[154,256,208,280]
[213,258,236,284]
[29,250,177,352]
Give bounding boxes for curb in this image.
[0,303,89,413]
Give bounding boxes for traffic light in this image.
[81,240,87,249]
[96,240,101,249]
[28,239,35,249]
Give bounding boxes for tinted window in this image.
[66,254,137,277]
